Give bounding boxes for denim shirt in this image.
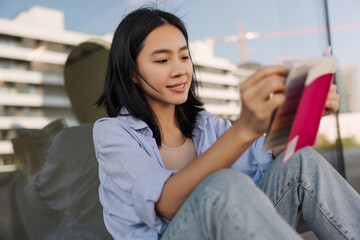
[93,109,273,240]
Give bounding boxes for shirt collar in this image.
[117,108,213,132]
[117,108,149,131]
[195,110,213,131]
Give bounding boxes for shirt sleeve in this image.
[231,135,274,183]
[93,118,175,239]
[203,114,273,184]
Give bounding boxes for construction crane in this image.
[206,22,360,64]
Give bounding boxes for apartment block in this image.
[0,6,252,167]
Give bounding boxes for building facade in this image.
[336,65,360,113]
[190,40,254,121]
[0,6,251,167]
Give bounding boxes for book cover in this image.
[264,56,338,164]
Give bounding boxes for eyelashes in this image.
[155,59,168,63]
[154,56,190,64]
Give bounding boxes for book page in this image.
[263,64,308,152]
[263,56,337,164]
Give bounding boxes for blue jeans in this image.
[161,147,360,240]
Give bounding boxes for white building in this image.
[336,65,360,113]
[190,40,254,121]
[318,112,360,144]
[0,6,252,165]
[0,6,112,165]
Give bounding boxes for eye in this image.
[155,59,168,63]
[182,56,190,61]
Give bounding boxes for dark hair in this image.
[97,7,203,146]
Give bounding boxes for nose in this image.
[170,60,187,78]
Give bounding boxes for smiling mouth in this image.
[168,83,186,89]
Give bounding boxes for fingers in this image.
[324,84,340,115]
[240,66,287,111]
[240,65,289,92]
[254,74,286,100]
[264,91,287,110]
[238,65,288,137]
[328,84,339,97]
[325,100,339,112]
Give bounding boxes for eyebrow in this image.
[150,45,188,56]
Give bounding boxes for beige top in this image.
[159,138,197,170]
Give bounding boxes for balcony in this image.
[0,18,93,46]
[0,68,63,86]
[0,92,70,108]
[197,71,240,86]
[0,116,56,155]
[0,45,67,65]
[0,116,55,129]
[0,141,13,155]
[204,104,240,116]
[199,87,239,101]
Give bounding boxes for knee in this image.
[294,147,326,165]
[286,147,333,173]
[295,146,321,158]
[193,170,272,210]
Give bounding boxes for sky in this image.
[0,0,360,68]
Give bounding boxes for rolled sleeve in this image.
[231,135,274,183]
[132,169,174,231]
[93,118,174,239]
[196,112,274,184]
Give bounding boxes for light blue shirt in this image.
[93,108,274,240]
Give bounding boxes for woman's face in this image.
[134,24,193,110]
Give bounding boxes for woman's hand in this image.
[236,65,289,141]
[324,83,340,115]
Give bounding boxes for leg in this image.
[161,169,301,240]
[257,147,360,240]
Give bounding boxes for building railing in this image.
[0,68,63,85]
[0,44,67,65]
[0,92,70,107]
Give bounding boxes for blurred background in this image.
[0,0,359,239]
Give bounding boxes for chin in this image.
[172,98,188,106]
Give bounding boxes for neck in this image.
[151,103,178,131]
[150,103,187,148]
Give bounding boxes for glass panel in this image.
[0,1,358,239]
[327,0,360,193]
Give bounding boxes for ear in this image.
[131,69,139,84]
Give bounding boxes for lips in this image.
[168,83,185,89]
[167,81,187,88]
[166,81,187,92]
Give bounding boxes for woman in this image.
[93,7,360,240]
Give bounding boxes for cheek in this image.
[139,65,163,85]
[186,63,194,78]
[147,69,166,87]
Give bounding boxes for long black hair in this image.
[97,7,204,146]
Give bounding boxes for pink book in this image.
[264,56,338,165]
